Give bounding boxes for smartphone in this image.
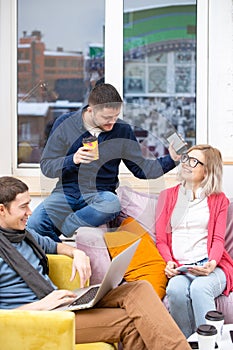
[188,341,218,349]
[176,265,194,273]
[165,131,187,155]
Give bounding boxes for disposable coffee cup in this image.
[197,324,217,350]
[82,135,99,160]
[205,310,224,345]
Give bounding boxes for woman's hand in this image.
[187,260,217,276]
[165,261,179,279]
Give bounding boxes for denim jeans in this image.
[27,191,121,242]
[166,267,226,338]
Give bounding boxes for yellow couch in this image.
[0,254,117,350]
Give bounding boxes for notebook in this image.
[53,238,141,311]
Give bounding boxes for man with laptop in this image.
[0,176,190,349]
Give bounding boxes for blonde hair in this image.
[179,144,223,195]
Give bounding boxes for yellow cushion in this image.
[104,217,167,299]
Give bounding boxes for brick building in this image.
[18,30,85,102]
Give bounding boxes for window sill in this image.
[17,171,179,196]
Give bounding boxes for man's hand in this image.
[17,289,77,311]
[57,244,92,288]
[71,249,92,288]
[168,144,181,162]
[73,146,97,165]
[38,290,77,310]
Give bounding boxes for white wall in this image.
[208,0,233,161]
[223,166,233,199]
[208,0,233,198]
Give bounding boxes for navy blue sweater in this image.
[41,107,176,198]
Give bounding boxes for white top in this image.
[171,186,209,264]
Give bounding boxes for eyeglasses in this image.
[180,153,205,168]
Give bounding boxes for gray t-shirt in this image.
[0,229,57,309]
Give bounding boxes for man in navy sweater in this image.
[28,83,180,241]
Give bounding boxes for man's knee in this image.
[96,191,121,213]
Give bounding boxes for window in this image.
[123,1,196,158]
[17,0,105,166]
[17,0,196,166]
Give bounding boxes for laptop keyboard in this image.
[70,286,100,306]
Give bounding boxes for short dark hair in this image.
[0,176,28,208]
[88,83,123,110]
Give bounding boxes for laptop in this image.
[53,238,141,311]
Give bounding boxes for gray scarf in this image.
[0,227,55,299]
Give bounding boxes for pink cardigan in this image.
[156,184,233,296]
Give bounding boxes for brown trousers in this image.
[75,280,190,350]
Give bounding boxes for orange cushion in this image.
[104,217,168,299]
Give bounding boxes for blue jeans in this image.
[27,191,121,242]
[166,267,226,338]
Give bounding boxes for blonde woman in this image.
[156,144,233,338]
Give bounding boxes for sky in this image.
[18,0,195,54]
[18,0,105,53]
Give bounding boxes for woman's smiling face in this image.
[180,149,206,186]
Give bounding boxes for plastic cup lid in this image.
[83,135,97,143]
[197,324,217,336]
[205,310,224,321]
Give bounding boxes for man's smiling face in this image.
[87,106,121,132]
[0,191,32,230]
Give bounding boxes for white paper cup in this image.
[205,310,224,345]
[197,324,217,350]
